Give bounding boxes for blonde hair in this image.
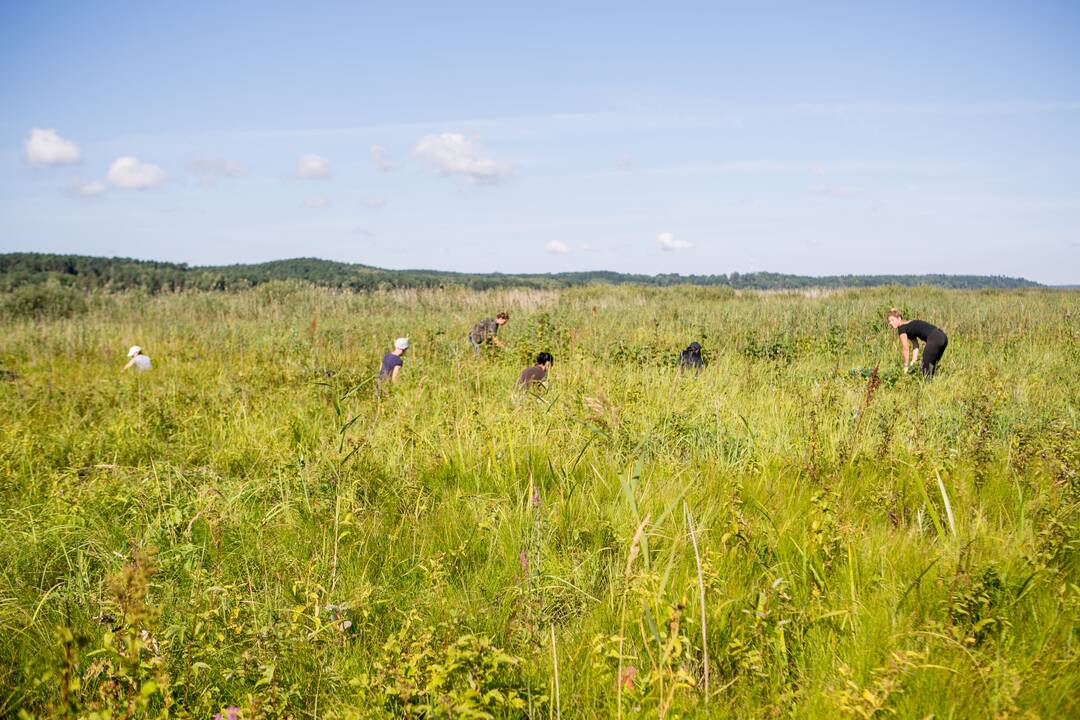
[886,308,902,320]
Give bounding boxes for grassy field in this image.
[1,283,1078,719]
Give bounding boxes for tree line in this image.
[0,252,1041,294]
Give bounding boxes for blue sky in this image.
[2,1,1078,282]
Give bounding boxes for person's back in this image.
[380,352,402,378]
[895,319,942,343]
[469,312,509,352]
[679,342,704,372]
[123,345,152,372]
[517,352,553,389]
[887,310,948,379]
[379,338,409,383]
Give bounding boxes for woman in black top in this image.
[887,309,948,379]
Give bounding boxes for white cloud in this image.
[370,144,394,172]
[190,155,244,179]
[107,156,167,189]
[361,195,387,209]
[297,154,332,179]
[657,232,691,251]
[25,128,81,166]
[69,179,107,198]
[413,133,512,184]
[544,240,570,254]
[303,196,331,209]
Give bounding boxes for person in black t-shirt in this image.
[887,309,948,379]
[679,341,705,372]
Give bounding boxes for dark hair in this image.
[536,352,554,365]
[686,341,702,353]
[497,312,510,320]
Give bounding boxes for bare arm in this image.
[122,358,135,372]
[391,365,401,383]
[898,334,910,366]
[492,336,506,349]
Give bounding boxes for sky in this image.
[1,1,1079,283]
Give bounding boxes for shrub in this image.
[1,284,88,320]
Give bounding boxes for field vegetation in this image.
[1,283,1077,718]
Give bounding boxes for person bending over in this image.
[679,341,704,372]
[468,312,509,353]
[380,337,409,383]
[123,345,152,372]
[518,352,553,389]
[886,309,948,379]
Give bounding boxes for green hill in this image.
[0,252,1042,293]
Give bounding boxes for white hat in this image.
[127,345,142,357]
[394,337,410,350]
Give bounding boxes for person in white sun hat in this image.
[123,345,152,372]
[379,337,409,384]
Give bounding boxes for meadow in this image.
[1,283,1077,719]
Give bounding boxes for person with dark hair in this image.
[679,341,704,372]
[886,309,948,379]
[517,352,553,389]
[468,312,510,353]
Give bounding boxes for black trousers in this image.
[920,330,948,379]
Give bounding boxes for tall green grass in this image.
[1,283,1077,718]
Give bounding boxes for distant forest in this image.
[0,253,1042,293]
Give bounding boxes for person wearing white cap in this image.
[123,345,152,372]
[379,337,409,383]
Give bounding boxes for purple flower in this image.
[213,707,240,720]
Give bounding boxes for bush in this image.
[0,284,88,320]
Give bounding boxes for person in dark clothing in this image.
[468,312,510,353]
[887,309,948,379]
[379,337,409,383]
[679,341,704,372]
[517,352,553,389]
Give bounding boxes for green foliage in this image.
[1,282,88,320]
[0,284,1077,718]
[358,620,543,718]
[1,252,1043,294]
